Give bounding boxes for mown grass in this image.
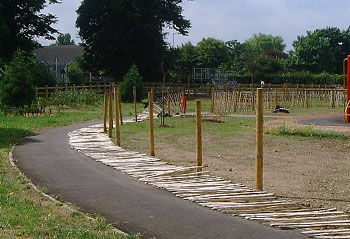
[0,107,139,238]
[266,122,350,139]
[119,115,256,152]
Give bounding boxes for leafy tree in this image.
[54,33,75,46]
[0,51,35,108]
[76,0,191,82]
[0,0,58,63]
[67,61,84,85]
[119,65,144,102]
[291,27,349,73]
[245,33,286,54]
[174,42,197,82]
[32,62,57,87]
[196,38,230,69]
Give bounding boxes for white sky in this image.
[38,0,350,51]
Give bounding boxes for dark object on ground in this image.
[157,112,171,118]
[143,101,149,108]
[273,105,290,113]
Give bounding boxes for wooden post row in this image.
[103,91,108,133]
[114,87,121,146]
[149,91,155,156]
[256,88,264,191]
[108,90,113,138]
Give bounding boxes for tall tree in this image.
[55,33,75,46]
[291,27,350,73]
[245,33,286,54]
[0,0,58,63]
[76,0,190,82]
[195,38,230,69]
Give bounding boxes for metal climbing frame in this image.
[192,68,236,84]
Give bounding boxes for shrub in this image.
[67,61,84,85]
[0,50,35,109]
[32,62,56,87]
[119,65,144,102]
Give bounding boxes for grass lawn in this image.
[0,107,139,238]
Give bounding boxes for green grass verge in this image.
[266,122,350,139]
[0,108,139,238]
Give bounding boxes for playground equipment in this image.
[344,56,350,123]
[192,68,237,87]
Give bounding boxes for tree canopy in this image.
[291,27,350,73]
[0,0,58,64]
[54,33,75,46]
[76,0,191,82]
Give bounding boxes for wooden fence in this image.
[36,83,344,111]
[213,86,345,114]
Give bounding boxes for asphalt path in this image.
[13,122,307,239]
[299,115,349,126]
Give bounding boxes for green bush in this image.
[0,50,35,110]
[119,65,144,102]
[32,62,56,87]
[67,61,84,85]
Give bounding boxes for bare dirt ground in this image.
[123,113,350,212]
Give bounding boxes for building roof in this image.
[34,45,84,65]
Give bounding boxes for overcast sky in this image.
[39,0,350,51]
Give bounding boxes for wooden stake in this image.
[35,86,38,99]
[274,88,278,107]
[108,90,113,138]
[196,100,202,168]
[256,88,264,191]
[211,88,215,113]
[45,85,49,99]
[233,89,237,112]
[182,88,186,114]
[149,92,155,156]
[114,87,121,146]
[103,91,108,133]
[305,89,309,108]
[167,88,171,115]
[133,86,137,122]
[119,88,123,125]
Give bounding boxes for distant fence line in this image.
[213,87,345,114]
[35,82,344,100]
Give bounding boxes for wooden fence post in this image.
[256,88,264,191]
[274,88,278,107]
[114,87,121,146]
[211,88,215,113]
[251,87,255,111]
[108,90,113,138]
[35,86,38,99]
[305,89,309,108]
[233,89,237,112]
[133,86,137,122]
[45,85,49,99]
[103,91,108,133]
[149,91,155,156]
[55,84,58,95]
[196,100,202,169]
[167,88,171,115]
[119,88,123,125]
[331,89,336,108]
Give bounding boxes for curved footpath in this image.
[13,121,306,239]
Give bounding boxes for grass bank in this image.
[0,109,139,238]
